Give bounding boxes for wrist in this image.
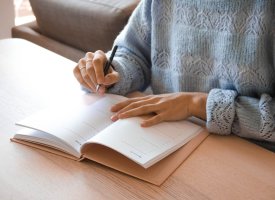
[189,92,207,120]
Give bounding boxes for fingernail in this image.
[99,87,105,95]
[111,115,118,121]
[141,122,148,127]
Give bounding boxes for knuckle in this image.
[92,56,102,67]
[78,58,86,65]
[79,58,85,63]
[93,51,106,65]
[85,52,94,58]
[94,50,105,56]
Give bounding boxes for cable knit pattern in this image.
[207,89,238,135]
[108,0,275,143]
[258,94,275,140]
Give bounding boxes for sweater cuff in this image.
[206,89,238,135]
[106,59,129,95]
[107,58,144,96]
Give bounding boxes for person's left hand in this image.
[110,92,207,127]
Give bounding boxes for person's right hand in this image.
[73,50,120,94]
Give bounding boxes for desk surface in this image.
[0,39,275,200]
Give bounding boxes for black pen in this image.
[96,45,118,92]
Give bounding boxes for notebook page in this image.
[16,94,127,153]
[87,117,202,168]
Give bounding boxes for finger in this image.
[93,50,107,84]
[98,85,106,95]
[111,99,135,112]
[73,66,93,91]
[85,52,97,86]
[111,98,160,121]
[78,59,96,92]
[118,104,159,119]
[111,96,156,112]
[141,114,164,127]
[85,52,94,60]
[103,70,119,86]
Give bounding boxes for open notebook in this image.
[12,94,208,185]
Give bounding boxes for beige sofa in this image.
[12,0,139,62]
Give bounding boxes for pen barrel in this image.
[103,45,118,75]
[103,60,111,75]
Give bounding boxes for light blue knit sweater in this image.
[108,0,275,144]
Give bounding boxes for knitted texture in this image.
[108,0,275,142]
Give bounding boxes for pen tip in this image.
[96,84,100,92]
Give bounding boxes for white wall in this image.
[0,0,15,39]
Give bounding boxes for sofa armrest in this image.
[12,21,86,62]
[29,0,139,52]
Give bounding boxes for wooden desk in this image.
[0,39,274,200]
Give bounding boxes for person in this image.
[73,0,275,151]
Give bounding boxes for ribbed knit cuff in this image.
[107,58,145,96]
[206,89,238,135]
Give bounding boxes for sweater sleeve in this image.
[107,0,152,95]
[207,20,275,143]
[206,89,275,142]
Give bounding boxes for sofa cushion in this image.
[29,0,139,52]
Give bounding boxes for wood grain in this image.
[0,39,274,200]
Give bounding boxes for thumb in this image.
[103,69,119,86]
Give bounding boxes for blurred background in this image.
[14,0,35,25]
